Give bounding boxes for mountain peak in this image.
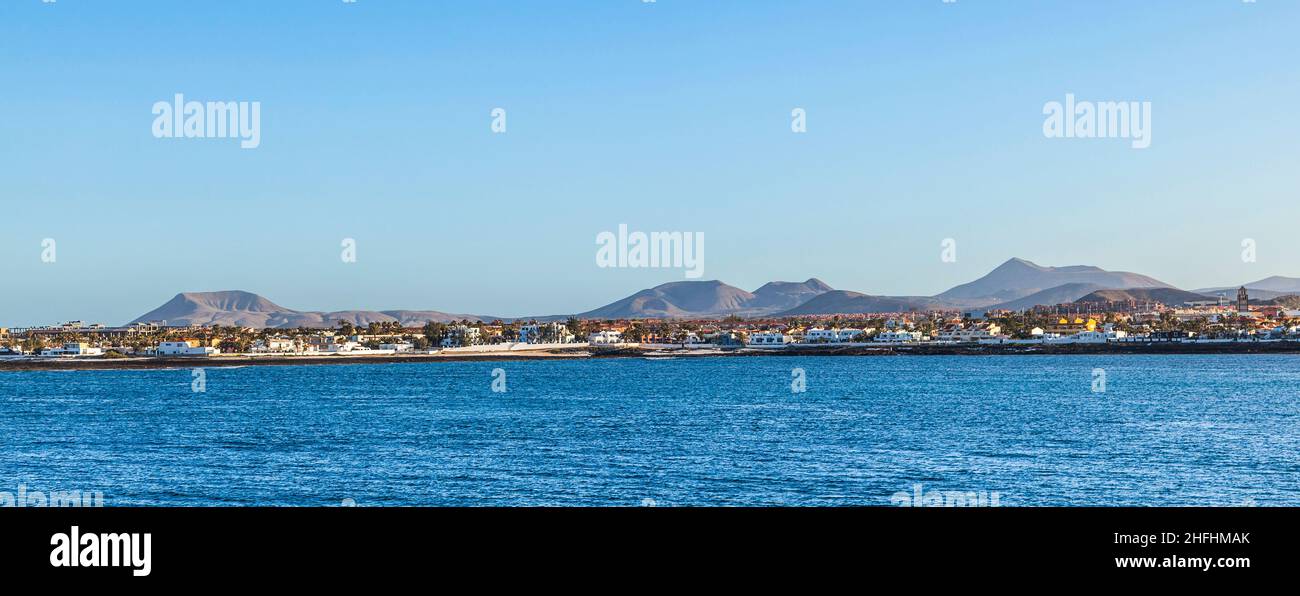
[802,278,834,291]
[580,278,835,319]
[167,290,288,313]
[131,291,488,328]
[994,257,1060,273]
[937,260,1170,301]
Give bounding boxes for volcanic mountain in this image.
[935,258,1171,305]
[1195,276,1300,301]
[575,278,834,319]
[774,291,937,316]
[1073,287,1214,306]
[983,283,1109,312]
[575,259,1182,318]
[130,291,492,328]
[746,278,835,311]
[128,260,1205,324]
[772,259,1178,316]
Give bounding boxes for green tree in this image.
[337,320,356,337]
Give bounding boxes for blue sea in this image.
[1,355,1297,506]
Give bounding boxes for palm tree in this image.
[337,320,355,337]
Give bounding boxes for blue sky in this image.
[2,0,1298,325]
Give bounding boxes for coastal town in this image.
[4,287,1300,363]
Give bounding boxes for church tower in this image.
[1237,286,1249,314]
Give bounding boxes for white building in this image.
[748,331,791,346]
[874,330,922,343]
[588,330,623,345]
[937,324,1002,343]
[266,337,298,352]
[252,336,298,353]
[520,322,576,344]
[379,342,414,352]
[804,328,867,343]
[1044,325,1128,344]
[42,342,103,357]
[323,341,361,353]
[441,325,483,348]
[156,341,219,356]
[835,328,868,342]
[804,328,836,343]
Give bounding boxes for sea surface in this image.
[1,355,1297,506]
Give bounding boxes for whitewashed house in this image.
[804,328,867,343]
[520,322,576,344]
[747,331,791,346]
[42,342,103,357]
[441,325,483,348]
[874,330,922,343]
[156,341,219,356]
[937,324,1002,343]
[588,330,623,345]
[804,328,836,343]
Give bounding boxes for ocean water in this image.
[1,355,1297,506]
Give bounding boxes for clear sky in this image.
[2,0,1298,325]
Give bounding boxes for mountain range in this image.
[575,278,833,319]
[128,259,1296,328]
[935,257,1170,303]
[1193,276,1300,301]
[131,291,495,328]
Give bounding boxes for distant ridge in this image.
[936,258,1171,305]
[1195,276,1300,301]
[575,278,835,319]
[127,260,1295,325]
[1242,276,1300,293]
[984,283,1108,311]
[769,258,1177,316]
[748,278,835,311]
[130,291,493,328]
[774,291,936,316]
[1073,287,1213,306]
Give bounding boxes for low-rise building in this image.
[588,330,623,345]
[41,342,103,357]
[804,328,867,343]
[266,337,298,352]
[441,325,483,348]
[156,340,219,356]
[874,330,922,343]
[937,324,1002,343]
[520,322,576,344]
[748,331,791,346]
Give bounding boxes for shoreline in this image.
[5,341,1300,371]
